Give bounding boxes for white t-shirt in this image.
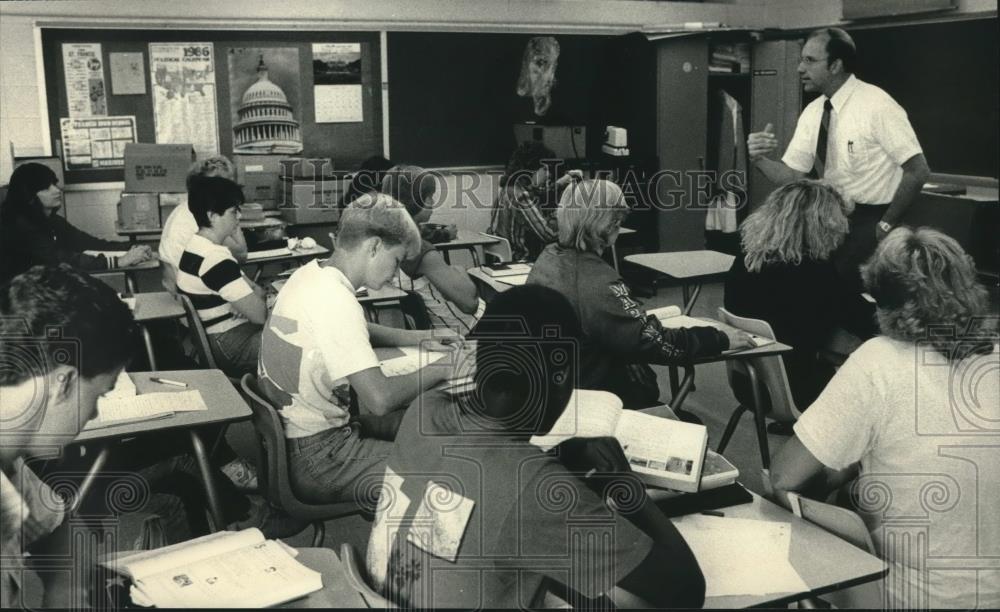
[783,75,923,206]
[795,336,1000,609]
[258,260,379,439]
[158,203,198,270]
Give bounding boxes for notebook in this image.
[84,374,207,430]
[102,528,322,608]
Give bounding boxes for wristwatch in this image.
[878,220,893,233]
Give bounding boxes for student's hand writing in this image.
[747,123,778,162]
[723,327,754,350]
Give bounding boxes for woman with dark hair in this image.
[488,141,581,262]
[771,228,999,609]
[0,163,153,284]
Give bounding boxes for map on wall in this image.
[149,42,220,158]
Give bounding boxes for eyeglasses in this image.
[799,55,829,66]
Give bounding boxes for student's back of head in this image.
[341,155,394,208]
[186,155,235,188]
[466,284,582,436]
[335,192,422,256]
[381,165,437,223]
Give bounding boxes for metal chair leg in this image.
[312,521,326,547]
[745,362,772,469]
[717,405,748,454]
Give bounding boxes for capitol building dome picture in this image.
[233,55,302,154]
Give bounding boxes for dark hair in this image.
[465,285,582,436]
[187,175,245,228]
[504,141,557,188]
[0,264,138,385]
[809,27,857,74]
[381,165,437,218]
[1,163,58,226]
[341,155,394,208]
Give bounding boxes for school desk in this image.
[90,258,159,294]
[356,285,409,323]
[115,217,287,243]
[129,291,186,370]
[244,244,330,281]
[72,370,252,530]
[625,250,735,314]
[434,229,500,266]
[467,264,532,301]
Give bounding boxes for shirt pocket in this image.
[843,128,881,173]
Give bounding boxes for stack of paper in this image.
[497,274,529,286]
[86,377,208,430]
[671,515,808,597]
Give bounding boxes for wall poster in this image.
[59,116,137,171]
[62,43,107,117]
[149,42,220,157]
[312,43,363,123]
[228,47,303,154]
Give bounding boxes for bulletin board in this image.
[41,28,383,184]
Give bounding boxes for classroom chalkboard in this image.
[41,28,383,184]
[386,31,655,168]
[848,17,998,178]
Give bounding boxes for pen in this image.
[584,468,597,479]
[700,510,725,517]
[150,377,188,388]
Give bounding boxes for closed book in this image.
[483,263,532,277]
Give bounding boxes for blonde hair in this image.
[741,180,850,272]
[556,179,628,254]
[336,192,422,259]
[187,155,235,187]
[862,227,992,360]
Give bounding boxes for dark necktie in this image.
[813,99,833,179]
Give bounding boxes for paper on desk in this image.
[86,389,208,429]
[380,347,448,377]
[671,515,808,597]
[246,247,292,261]
[497,274,529,286]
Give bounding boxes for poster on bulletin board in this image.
[149,42,220,158]
[59,116,137,171]
[312,43,363,123]
[62,43,107,117]
[228,47,304,154]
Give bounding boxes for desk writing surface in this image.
[357,285,408,304]
[625,250,735,280]
[130,291,185,322]
[74,370,251,443]
[245,245,329,264]
[687,491,886,609]
[435,229,500,250]
[282,548,366,609]
[468,265,532,295]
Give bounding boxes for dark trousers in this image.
[833,203,890,294]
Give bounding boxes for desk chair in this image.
[178,294,220,370]
[340,542,396,608]
[716,308,802,469]
[480,232,512,264]
[240,375,363,547]
[787,492,883,609]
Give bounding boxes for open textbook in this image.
[530,390,709,493]
[647,305,773,350]
[101,528,322,608]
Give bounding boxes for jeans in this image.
[208,322,262,378]
[287,423,393,508]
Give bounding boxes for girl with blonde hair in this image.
[528,179,748,410]
[725,179,875,418]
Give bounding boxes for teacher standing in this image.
[746,27,930,292]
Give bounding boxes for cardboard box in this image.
[242,173,279,209]
[234,154,286,179]
[279,157,334,179]
[118,193,161,230]
[280,176,346,208]
[279,207,341,225]
[158,193,187,225]
[124,143,194,193]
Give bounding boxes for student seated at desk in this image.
[258,194,461,506]
[1,264,139,607]
[339,154,394,208]
[381,164,482,333]
[528,179,750,409]
[365,285,705,608]
[176,176,266,377]
[488,141,582,262]
[159,156,249,293]
[0,163,153,285]
[771,228,999,610]
[724,180,876,421]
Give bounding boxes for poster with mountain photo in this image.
[312,43,363,123]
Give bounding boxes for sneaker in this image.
[228,495,309,540]
[221,457,259,492]
[766,421,795,436]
